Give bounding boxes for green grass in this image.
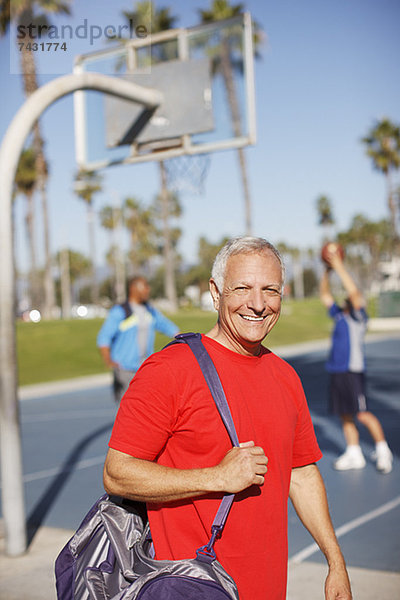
[17,299,332,386]
[17,319,108,386]
[265,297,332,347]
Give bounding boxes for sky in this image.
[1,0,400,275]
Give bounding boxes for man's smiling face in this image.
[209,250,283,356]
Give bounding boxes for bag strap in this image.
[168,332,240,563]
[173,333,239,447]
[119,300,132,319]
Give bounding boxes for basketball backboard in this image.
[73,13,256,171]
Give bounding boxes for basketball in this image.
[321,242,345,265]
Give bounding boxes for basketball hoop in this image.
[74,14,256,172]
[164,154,211,196]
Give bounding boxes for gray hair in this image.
[211,236,285,293]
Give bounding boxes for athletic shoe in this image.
[333,448,366,471]
[375,446,393,474]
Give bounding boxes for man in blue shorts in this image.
[320,247,393,473]
[97,276,179,402]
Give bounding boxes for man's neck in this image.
[129,298,145,305]
[205,325,262,357]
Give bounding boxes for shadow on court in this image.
[27,422,113,546]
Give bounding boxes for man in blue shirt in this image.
[97,276,179,402]
[320,247,393,473]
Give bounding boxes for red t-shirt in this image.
[109,335,322,600]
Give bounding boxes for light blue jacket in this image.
[97,303,179,371]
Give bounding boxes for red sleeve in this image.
[109,351,179,460]
[290,371,323,468]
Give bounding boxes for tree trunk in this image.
[60,248,72,319]
[115,247,126,303]
[292,254,305,300]
[159,162,177,311]
[220,40,252,235]
[237,147,252,235]
[386,169,398,239]
[20,28,56,318]
[87,202,99,304]
[127,210,140,277]
[32,122,56,318]
[111,206,126,302]
[24,192,40,307]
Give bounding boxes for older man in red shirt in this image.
[104,236,352,600]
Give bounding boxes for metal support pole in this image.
[0,73,162,556]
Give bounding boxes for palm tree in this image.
[62,249,91,284]
[362,118,400,238]
[120,2,180,307]
[14,147,41,307]
[122,1,177,42]
[316,194,335,243]
[55,248,92,308]
[99,204,126,301]
[185,235,229,294]
[0,0,72,319]
[338,214,393,290]
[123,196,157,276]
[74,169,102,304]
[276,242,304,299]
[152,165,182,309]
[58,247,72,319]
[199,0,264,235]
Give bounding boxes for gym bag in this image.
[55,333,240,600]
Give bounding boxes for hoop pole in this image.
[0,72,162,556]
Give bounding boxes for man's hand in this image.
[328,250,344,270]
[289,465,353,599]
[99,346,119,369]
[323,248,364,310]
[323,245,343,270]
[104,445,268,504]
[325,565,352,599]
[214,441,268,493]
[320,270,334,309]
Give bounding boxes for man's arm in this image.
[150,306,180,338]
[322,246,364,311]
[329,253,364,310]
[98,346,118,369]
[320,268,335,309]
[104,442,268,503]
[97,306,123,368]
[289,464,352,600]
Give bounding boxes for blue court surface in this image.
[2,334,399,573]
[286,335,400,573]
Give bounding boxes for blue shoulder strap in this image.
[119,301,132,319]
[171,333,239,448]
[166,332,240,562]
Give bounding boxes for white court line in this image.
[18,373,112,400]
[22,455,106,483]
[290,494,400,564]
[0,455,106,488]
[21,408,116,423]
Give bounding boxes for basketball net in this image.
[164,154,211,196]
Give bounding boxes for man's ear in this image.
[209,279,220,310]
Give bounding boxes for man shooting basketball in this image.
[319,244,393,473]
